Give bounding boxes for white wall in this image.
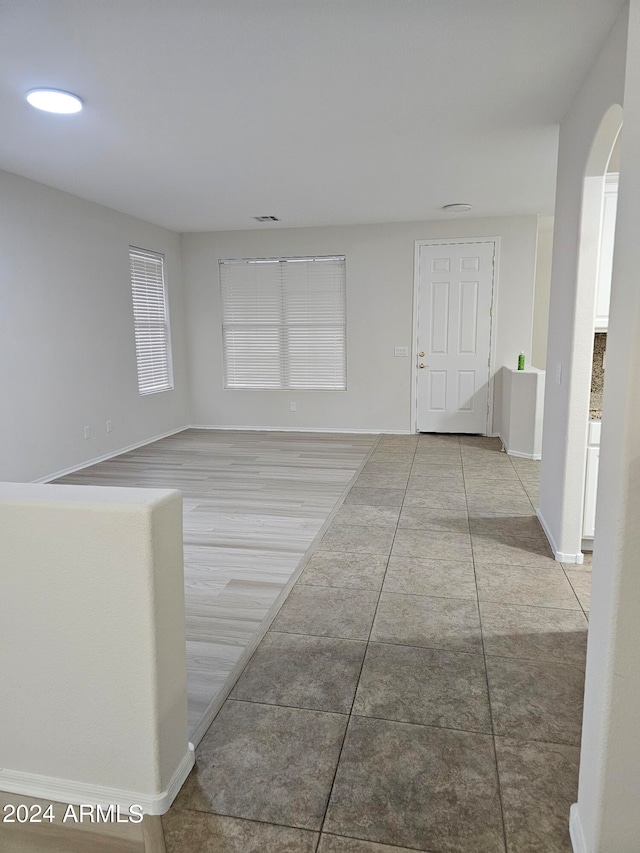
[0,483,193,813]
[538,7,627,560]
[532,215,554,369]
[182,215,538,435]
[0,170,190,483]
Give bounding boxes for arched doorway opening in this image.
[543,104,622,561]
[572,106,622,555]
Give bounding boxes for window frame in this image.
[219,255,347,392]
[129,246,174,396]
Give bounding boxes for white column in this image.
[571,2,640,849]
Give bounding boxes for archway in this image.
[569,105,622,554]
[539,104,622,562]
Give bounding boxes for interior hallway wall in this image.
[538,6,628,560]
[0,170,191,483]
[573,0,640,847]
[182,215,538,435]
[532,215,554,369]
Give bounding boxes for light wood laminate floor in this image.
[57,429,376,740]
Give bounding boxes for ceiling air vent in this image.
[253,215,280,222]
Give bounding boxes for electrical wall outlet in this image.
[289,402,297,412]
[84,426,91,440]
[106,420,113,433]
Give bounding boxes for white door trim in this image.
[411,237,500,435]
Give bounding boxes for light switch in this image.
[555,364,562,385]
[394,346,409,357]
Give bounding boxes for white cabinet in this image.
[501,367,545,459]
[583,446,600,538]
[595,174,618,331]
[583,420,601,539]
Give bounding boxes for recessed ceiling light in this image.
[443,203,472,213]
[26,88,83,114]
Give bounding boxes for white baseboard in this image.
[536,509,584,563]
[189,424,411,435]
[535,508,557,556]
[33,425,410,485]
[498,433,541,459]
[153,744,195,814]
[33,426,191,484]
[569,803,587,853]
[0,744,194,815]
[506,448,542,460]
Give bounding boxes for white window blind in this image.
[129,247,174,395]
[220,256,346,390]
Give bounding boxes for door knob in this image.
[419,363,426,369]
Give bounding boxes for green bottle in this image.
[518,352,525,370]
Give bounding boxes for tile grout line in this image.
[228,695,523,740]
[561,562,588,614]
[313,435,420,849]
[462,439,511,853]
[256,628,587,669]
[248,624,584,672]
[173,804,320,840]
[292,586,586,613]
[321,829,440,853]
[510,452,541,516]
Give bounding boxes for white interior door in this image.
[416,241,494,433]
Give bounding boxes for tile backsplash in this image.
[590,332,606,420]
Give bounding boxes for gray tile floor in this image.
[163,434,591,853]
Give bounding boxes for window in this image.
[220,255,346,390]
[129,247,173,395]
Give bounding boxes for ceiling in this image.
[0,0,625,233]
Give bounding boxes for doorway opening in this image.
[564,105,622,558]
